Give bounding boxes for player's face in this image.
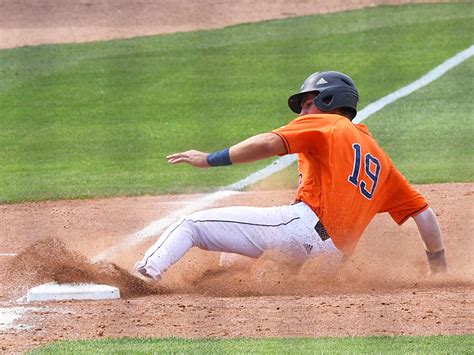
[300,94,322,116]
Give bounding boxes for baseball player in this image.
[135,71,447,280]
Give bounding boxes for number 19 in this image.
[348,143,381,200]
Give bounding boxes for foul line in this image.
[353,45,474,123]
[93,44,474,262]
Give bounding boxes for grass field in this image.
[30,335,474,354]
[0,3,473,203]
[4,3,473,353]
[366,57,474,183]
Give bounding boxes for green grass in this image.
[0,3,473,203]
[366,57,474,183]
[29,335,474,354]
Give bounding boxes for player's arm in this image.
[412,207,447,274]
[167,133,287,168]
[229,133,287,163]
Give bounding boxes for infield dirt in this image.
[0,0,449,49]
[0,0,472,352]
[1,185,473,351]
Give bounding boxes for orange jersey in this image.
[272,113,428,254]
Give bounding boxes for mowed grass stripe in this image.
[29,335,474,353]
[0,3,472,203]
[367,57,474,183]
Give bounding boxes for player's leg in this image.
[136,205,288,279]
[135,203,341,279]
[218,201,341,269]
[135,204,295,279]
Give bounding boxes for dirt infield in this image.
[0,0,449,49]
[0,0,472,352]
[1,185,473,351]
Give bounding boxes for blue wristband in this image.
[207,148,232,167]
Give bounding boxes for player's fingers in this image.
[166,152,186,160]
[167,152,192,164]
[168,155,190,164]
[168,158,186,165]
[166,150,208,167]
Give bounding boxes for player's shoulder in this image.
[327,115,371,136]
[350,123,374,138]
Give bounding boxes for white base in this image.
[26,282,120,302]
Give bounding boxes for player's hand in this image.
[166,150,210,168]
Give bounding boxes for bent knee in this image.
[176,217,204,247]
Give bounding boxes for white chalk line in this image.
[93,44,474,262]
[353,45,474,123]
[92,157,297,262]
[92,191,239,261]
[0,253,18,257]
[0,305,67,331]
[0,307,29,331]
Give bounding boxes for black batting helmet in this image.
[288,71,359,119]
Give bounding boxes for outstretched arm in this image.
[413,207,447,274]
[166,133,287,168]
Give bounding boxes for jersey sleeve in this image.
[380,166,429,225]
[272,116,337,154]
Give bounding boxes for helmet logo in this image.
[316,78,328,85]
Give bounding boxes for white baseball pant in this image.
[135,201,342,280]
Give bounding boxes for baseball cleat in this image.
[135,262,153,279]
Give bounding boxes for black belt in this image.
[292,200,331,241]
[315,220,331,241]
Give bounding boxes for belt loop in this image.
[315,221,330,241]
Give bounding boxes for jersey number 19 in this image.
[348,143,381,200]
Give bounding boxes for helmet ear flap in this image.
[313,93,333,111]
[288,71,359,118]
[313,86,358,119]
[321,94,333,105]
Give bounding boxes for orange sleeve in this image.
[380,166,429,225]
[272,115,338,154]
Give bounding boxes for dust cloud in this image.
[7,238,168,298]
[7,237,471,299]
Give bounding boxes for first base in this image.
[27,282,120,302]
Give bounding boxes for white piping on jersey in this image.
[93,44,474,262]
